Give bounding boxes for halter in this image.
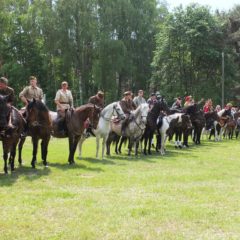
[100,103,124,122]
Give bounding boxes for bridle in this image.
[100,103,124,122]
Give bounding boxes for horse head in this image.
[114,102,125,120]
[140,103,149,124]
[26,99,49,127]
[0,95,11,129]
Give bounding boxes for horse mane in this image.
[27,99,49,112]
[75,103,94,112]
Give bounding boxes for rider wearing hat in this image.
[54,81,74,135]
[120,91,136,136]
[88,90,104,108]
[0,77,15,105]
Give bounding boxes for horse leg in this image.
[135,140,140,156]
[18,137,26,165]
[68,135,80,164]
[102,137,106,159]
[143,134,148,155]
[118,136,125,154]
[128,138,133,156]
[178,131,183,149]
[78,136,86,159]
[2,142,9,174]
[10,141,18,172]
[106,135,112,156]
[31,137,39,168]
[148,132,153,155]
[41,136,50,166]
[96,136,100,159]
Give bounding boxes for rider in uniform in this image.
[85,91,105,136]
[120,91,136,136]
[19,76,44,136]
[88,90,104,108]
[54,81,73,135]
[19,76,43,106]
[0,77,15,105]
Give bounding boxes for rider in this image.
[120,91,136,136]
[183,95,193,108]
[19,76,44,106]
[19,76,44,136]
[203,99,213,113]
[88,90,104,108]
[147,93,157,110]
[171,97,182,110]
[133,90,146,107]
[0,77,15,105]
[86,91,104,136]
[54,81,73,135]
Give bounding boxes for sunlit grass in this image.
[0,137,240,239]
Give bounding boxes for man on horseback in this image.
[133,90,146,107]
[88,90,104,108]
[0,77,14,105]
[120,91,136,136]
[147,93,157,110]
[19,76,43,106]
[172,97,182,110]
[54,81,73,135]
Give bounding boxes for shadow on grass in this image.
[49,162,103,173]
[0,165,51,186]
[78,157,117,165]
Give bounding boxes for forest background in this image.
[0,0,240,109]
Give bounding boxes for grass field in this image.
[0,137,240,240]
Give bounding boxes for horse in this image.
[0,95,25,173]
[78,102,125,159]
[18,99,52,168]
[50,103,97,164]
[106,103,149,156]
[185,104,205,145]
[159,113,191,155]
[167,114,192,148]
[142,98,169,155]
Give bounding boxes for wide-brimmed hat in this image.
[0,77,8,84]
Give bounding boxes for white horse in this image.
[78,102,125,159]
[108,103,149,156]
[160,113,184,155]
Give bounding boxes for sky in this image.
[166,0,239,11]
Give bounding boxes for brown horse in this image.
[50,103,97,164]
[18,99,52,168]
[0,95,24,173]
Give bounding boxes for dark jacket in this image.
[88,95,104,108]
[0,86,14,104]
[120,98,136,114]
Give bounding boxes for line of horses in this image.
[0,94,239,174]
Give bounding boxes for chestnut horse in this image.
[50,103,97,164]
[0,95,24,173]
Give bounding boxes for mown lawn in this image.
[0,137,240,240]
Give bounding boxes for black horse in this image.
[185,104,205,145]
[142,98,169,155]
[18,99,52,168]
[0,95,24,173]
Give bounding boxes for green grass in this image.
[0,137,240,240]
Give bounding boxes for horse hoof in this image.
[175,146,178,149]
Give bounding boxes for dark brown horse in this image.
[18,99,52,168]
[50,103,97,164]
[0,95,24,173]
